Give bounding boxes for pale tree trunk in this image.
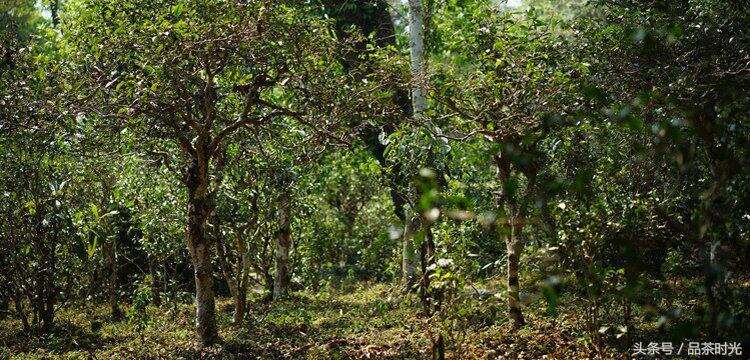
[185,149,219,346]
[273,198,292,300]
[387,0,405,26]
[404,0,427,291]
[408,0,427,114]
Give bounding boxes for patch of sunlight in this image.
[506,0,523,8]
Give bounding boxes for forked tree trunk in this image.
[273,200,292,300]
[185,152,219,346]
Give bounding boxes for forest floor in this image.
[1,281,634,359]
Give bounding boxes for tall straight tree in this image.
[64,0,358,345]
[408,0,427,114]
[405,0,428,291]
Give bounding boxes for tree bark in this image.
[263,267,275,300]
[432,332,445,360]
[273,199,292,300]
[402,215,418,292]
[39,291,55,334]
[692,103,737,335]
[405,0,430,295]
[408,0,427,115]
[104,240,123,321]
[0,295,7,320]
[37,224,57,334]
[149,258,161,305]
[234,283,247,325]
[236,233,249,325]
[420,226,436,313]
[185,151,219,346]
[13,291,29,333]
[216,230,249,326]
[493,152,526,329]
[506,217,525,328]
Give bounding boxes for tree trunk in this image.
[705,240,721,334]
[408,0,427,115]
[0,296,7,319]
[432,333,445,360]
[494,152,526,329]
[402,216,418,292]
[185,152,219,347]
[692,103,736,335]
[234,284,247,325]
[273,201,292,300]
[405,0,428,296]
[40,292,54,334]
[13,291,29,333]
[420,226,436,313]
[236,233,250,325]
[216,232,249,326]
[149,258,161,305]
[263,268,275,300]
[104,240,123,321]
[38,234,57,334]
[506,218,525,328]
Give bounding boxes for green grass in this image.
[1,282,638,359]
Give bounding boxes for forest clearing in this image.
[1,0,748,359]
